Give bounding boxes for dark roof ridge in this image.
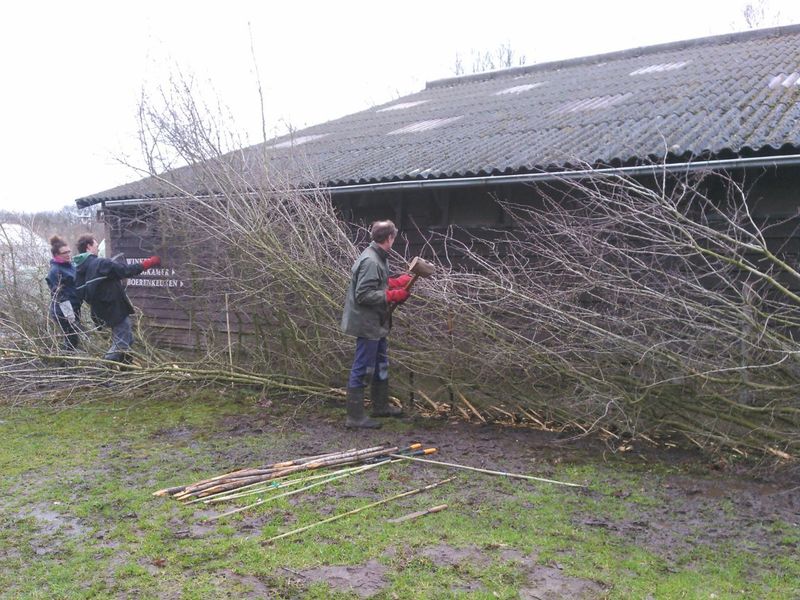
[426,22,800,90]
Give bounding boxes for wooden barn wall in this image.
[740,167,800,255]
[734,167,800,291]
[102,165,800,349]
[100,205,222,348]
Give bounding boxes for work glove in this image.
[141,256,161,270]
[386,288,410,304]
[388,274,413,289]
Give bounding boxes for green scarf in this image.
[72,252,92,267]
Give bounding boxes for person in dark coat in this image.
[45,235,81,351]
[74,234,160,363]
[340,220,411,428]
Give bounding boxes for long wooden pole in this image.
[224,292,233,371]
[198,463,374,505]
[153,447,364,497]
[265,476,456,543]
[192,445,427,505]
[175,446,397,500]
[190,446,384,488]
[388,454,585,488]
[209,461,390,521]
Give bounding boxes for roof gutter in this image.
[99,153,800,207]
[320,154,800,195]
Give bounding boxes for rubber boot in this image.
[370,379,403,417]
[345,387,382,429]
[103,352,124,364]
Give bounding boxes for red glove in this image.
[388,274,413,289]
[141,256,161,270]
[386,288,410,304]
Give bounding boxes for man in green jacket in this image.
[341,220,411,428]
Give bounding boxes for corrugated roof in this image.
[77,24,800,207]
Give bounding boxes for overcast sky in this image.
[2,0,798,213]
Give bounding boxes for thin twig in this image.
[265,477,456,543]
[388,454,585,488]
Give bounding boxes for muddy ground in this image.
[197,403,800,597]
[6,395,800,598]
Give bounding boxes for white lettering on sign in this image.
[126,257,185,288]
[137,267,177,277]
[128,278,185,288]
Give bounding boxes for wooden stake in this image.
[490,405,515,420]
[455,389,485,422]
[387,504,448,523]
[199,463,372,505]
[264,476,456,543]
[153,485,186,497]
[176,446,396,500]
[516,404,547,429]
[224,293,233,371]
[164,447,365,497]
[416,389,440,412]
[208,461,391,521]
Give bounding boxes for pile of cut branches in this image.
[151,442,580,542]
[3,77,800,461]
[155,444,428,505]
[399,171,800,458]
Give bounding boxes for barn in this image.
[75,24,800,348]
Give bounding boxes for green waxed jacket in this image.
[341,242,391,339]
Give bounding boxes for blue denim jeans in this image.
[107,316,134,356]
[347,337,388,388]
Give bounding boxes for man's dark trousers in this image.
[348,337,388,388]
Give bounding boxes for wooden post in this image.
[408,370,415,411]
[225,293,233,371]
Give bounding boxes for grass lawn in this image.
[1,388,797,599]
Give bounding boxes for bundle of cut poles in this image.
[153,443,435,510]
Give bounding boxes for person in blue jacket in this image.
[45,235,82,351]
[73,234,160,363]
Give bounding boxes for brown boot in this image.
[370,380,403,417]
[345,387,382,429]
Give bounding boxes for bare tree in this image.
[454,43,528,76]
[740,1,783,29]
[3,74,799,460]
[405,169,800,455]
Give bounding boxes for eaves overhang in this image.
[89,154,800,209]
